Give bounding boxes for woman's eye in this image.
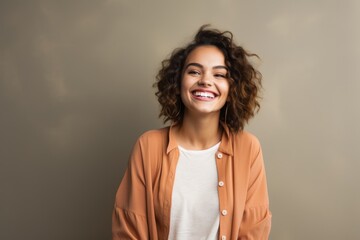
[214,73,226,78]
[188,70,200,76]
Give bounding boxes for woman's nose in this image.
[197,73,213,87]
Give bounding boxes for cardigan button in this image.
[221,210,228,216]
[218,181,224,187]
[221,235,226,240]
[217,153,223,159]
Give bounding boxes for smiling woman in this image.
[112,25,271,240]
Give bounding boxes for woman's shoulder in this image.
[137,126,170,145]
[232,130,261,149]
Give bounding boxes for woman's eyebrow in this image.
[184,63,228,71]
[184,63,203,69]
[213,65,228,71]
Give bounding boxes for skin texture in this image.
[175,45,230,150]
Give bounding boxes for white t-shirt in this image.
[168,142,221,240]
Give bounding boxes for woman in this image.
[112,25,271,240]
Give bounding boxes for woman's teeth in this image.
[193,91,215,99]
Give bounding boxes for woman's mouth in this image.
[191,90,218,100]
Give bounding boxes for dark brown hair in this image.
[154,25,262,132]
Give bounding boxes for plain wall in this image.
[1,0,359,239]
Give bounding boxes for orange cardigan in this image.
[112,125,271,239]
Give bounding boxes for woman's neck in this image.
[175,112,222,150]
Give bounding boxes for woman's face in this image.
[180,45,230,117]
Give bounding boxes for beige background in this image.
[1,0,359,239]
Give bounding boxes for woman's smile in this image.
[191,89,218,100]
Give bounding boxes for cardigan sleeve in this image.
[112,138,150,240]
[238,140,272,240]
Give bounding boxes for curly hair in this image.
[154,25,262,132]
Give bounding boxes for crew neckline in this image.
[178,142,221,153]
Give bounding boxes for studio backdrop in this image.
[1,0,359,239]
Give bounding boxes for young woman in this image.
[112,25,271,240]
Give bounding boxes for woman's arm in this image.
[112,139,149,240]
[238,143,272,240]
